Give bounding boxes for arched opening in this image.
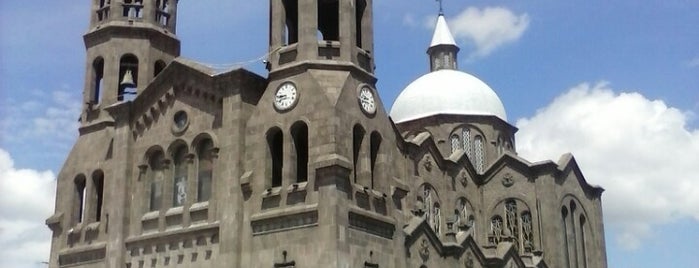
[267,128,283,187]
[149,151,165,211]
[91,57,104,104]
[369,131,382,189]
[92,170,105,222]
[450,134,461,154]
[490,215,504,245]
[118,54,139,101]
[96,0,110,21]
[122,0,144,18]
[462,128,472,158]
[172,146,188,207]
[474,135,484,173]
[291,122,308,183]
[561,206,571,268]
[432,202,441,235]
[570,201,579,267]
[355,0,367,48]
[505,199,520,252]
[155,0,171,26]
[282,0,298,45]
[521,211,534,253]
[196,139,214,202]
[74,175,87,224]
[317,0,339,41]
[580,214,588,268]
[352,124,366,184]
[154,60,166,77]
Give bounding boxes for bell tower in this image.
[82,0,180,118]
[267,0,374,76]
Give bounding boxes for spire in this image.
[429,14,457,48]
[427,13,460,71]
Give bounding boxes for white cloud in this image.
[0,148,56,267]
[516,82,699,250]
[446,7,529,58]
[0,88,80,147]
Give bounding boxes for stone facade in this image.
[46,1,607,267]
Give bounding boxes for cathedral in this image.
[46,1,608,267]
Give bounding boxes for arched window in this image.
[155,0,170,26]
[462,128,472,158]
[561,206,571,268]
[196,139,213,202]
[505,199,520,252]
[455,198,474,231]
[122,0,143,18]
[267,128,283,187]
[569,201,579,267]
[74,175,87,224]
[474,136,484,173]
[154,60,166,77]
[352,124,366,184]
[172,146,188,207]
[433,203,441,235]
[96,0,110,21]
[489,216,504,245]
[369,132,382,189]
[282,0,298,45]
[149,151,165,211]
[317,0,339,41]
[355,0,367,48]
[118,54,139,101]
[291,122,308,183]
[92,171,105,222]
[91,57,104,104]
[450,134,461,154]
[580,214,588,268]
[521,211,534,253]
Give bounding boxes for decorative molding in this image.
[58,247,106,266]
[251,210,318,235]
[348,211,395,239]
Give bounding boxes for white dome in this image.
[390,69,507,123]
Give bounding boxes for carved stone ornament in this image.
[419,239,430,260]
[464,251,474,268]
[459,171,468,187]
[502,173,514,187]
[423,156,433,171]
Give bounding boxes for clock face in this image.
[358,86,376,115]
[274,82,298,111]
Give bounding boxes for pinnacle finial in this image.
[435,0,444,15]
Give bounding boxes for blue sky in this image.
[1,1,698,267]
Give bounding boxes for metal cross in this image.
[435,0,444,15]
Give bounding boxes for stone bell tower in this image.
[82,0,180,119]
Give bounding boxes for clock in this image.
[358,86,376,115]
[274,82,298,111]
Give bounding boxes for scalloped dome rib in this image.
[390,69,508,123]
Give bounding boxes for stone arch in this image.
[454,197,475,231]
[73,174,88,224]
[118,54,139,101]
[90,170,105,222]
[290,121,309,183]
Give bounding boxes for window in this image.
[317,0,339,41]
[267,128,283,187]
[149,152,165,211]
[474,136,484,173]
[291,122,308,183]
[282,0,298,45]
[352,125,365,184]
[91,57,104,104]
[172,146,188,207]
[155,0,170,26]
[355,0,367,48]
[505,200,519,252]
[154,60,166,77]
[369,132,381,189]
[118,54,138,101]
[489,216,504,245]
[462,128,471,158]
[432,203,441,235]
[580,214,588,268]
[92,171,105,222]
[450,134,461,154]
[74,175,87,224]
[122,0,143,18]
[455,198,474,231]
[197,139,213,202]
[521,212,534,253]
[561,206,571,268]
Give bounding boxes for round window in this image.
[172,111,189,134]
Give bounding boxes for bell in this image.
[120,69,136,88]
